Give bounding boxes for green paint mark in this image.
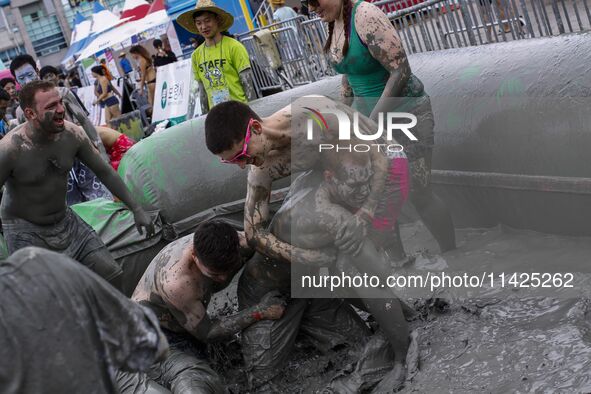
[459,66,481,82]
[496,78,524,105]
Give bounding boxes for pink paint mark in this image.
[372,157,410,231]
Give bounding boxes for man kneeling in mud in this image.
[205,98,414,390]
[238,152,413,391]
[130,220,286,393]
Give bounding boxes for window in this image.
[24,14,68,56]
[0,46,26,64]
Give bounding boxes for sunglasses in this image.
[221,118,254,164]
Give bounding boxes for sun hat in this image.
[176,0,234,34]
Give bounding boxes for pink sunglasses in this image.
[221,118,254,164]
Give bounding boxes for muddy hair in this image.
[324,0,353,57]
[193,220,241,272]
[18,80,55,111]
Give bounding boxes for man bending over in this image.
[206,98,413,388]
[131,220,286,393]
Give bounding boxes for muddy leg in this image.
[339,243,410,390]
[410,155,456,252]
[80,247,124,291]
[149,346,224,394]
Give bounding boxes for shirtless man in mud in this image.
[131,220,286,393]
[0,81,153,289]
[10,54,112,205]
[205,97,414,389]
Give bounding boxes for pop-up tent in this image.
[78,0,169,60]
[61,2,124,65]
[61,12,92,66]
[119,0,150,22]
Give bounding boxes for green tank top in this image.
[333,0,426,116]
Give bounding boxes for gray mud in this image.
[207,223,591,393]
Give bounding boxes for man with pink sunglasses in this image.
[205,96,418,389]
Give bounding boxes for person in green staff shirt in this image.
[177,0,257,114]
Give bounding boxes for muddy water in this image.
[401,223,591,393]
[208,223,591,393]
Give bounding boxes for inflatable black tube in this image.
[119,33,591,236]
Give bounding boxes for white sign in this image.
[166,21,183,58]
[75,86,106,126]
[152,59,196,123]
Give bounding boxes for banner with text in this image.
[152,59,198,125]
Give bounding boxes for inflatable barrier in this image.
[73,33,591,292]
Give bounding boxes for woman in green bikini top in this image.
[308,0,425,119]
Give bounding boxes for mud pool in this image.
[206,222,591,393]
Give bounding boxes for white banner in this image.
[152,59,198,123]
[75,85,106,126]
[166,21,183,58]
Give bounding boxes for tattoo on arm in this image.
[198,80,208,114]
[239,69,257,102]
[341,75,354,106]
[204,306,264,341]
[166,291,266,342]
[359,4,411,120]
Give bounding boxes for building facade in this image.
[0,0,123,69]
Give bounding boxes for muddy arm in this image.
[357,4,411,122]
[167,292,285,342]
[63,91,105,155]
[239,69,257,102]
[0,140,14,189]
[74,122,153,235]
[341,74,354,107]
[245,168,337,266]
[198,80,209,114]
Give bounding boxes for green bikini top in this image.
[332,0,425,115]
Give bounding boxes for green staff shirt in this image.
[191,36,251,108]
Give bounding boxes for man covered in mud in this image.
[0,247,169,393]
[10,54,113,205]
[0,81,154,289]
[131,220,286,393]
[205,98,414,389]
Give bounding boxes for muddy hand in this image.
[133,208,155,238]
[371,362,405,393]
[259,290,286,320]
[64,100,85,125]
[335,214,367,256]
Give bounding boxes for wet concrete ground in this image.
[207,220,591,392]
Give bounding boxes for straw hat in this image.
[176,0,234,34]
[118,52,126,57]
[269,0,285,5]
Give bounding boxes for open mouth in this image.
[54,118,64,127]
